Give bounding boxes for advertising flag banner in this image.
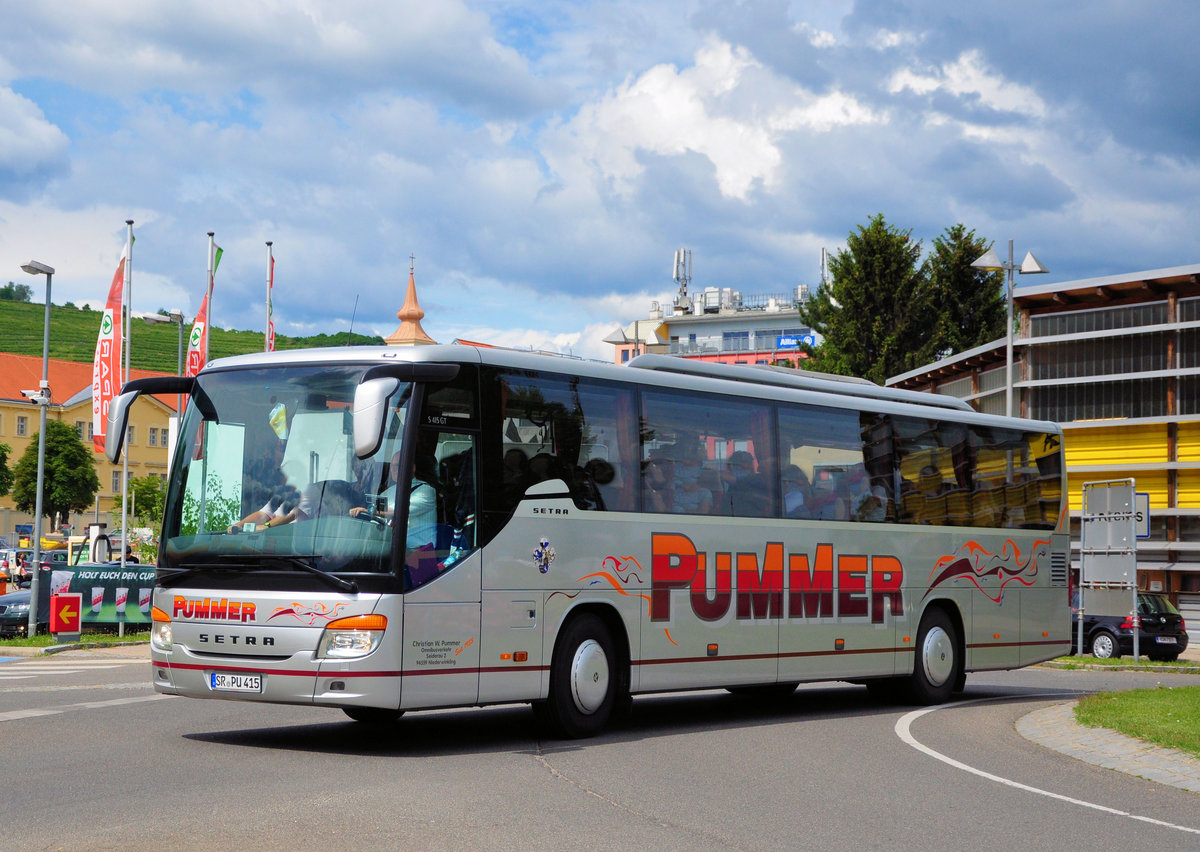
[91,243,128,452]
[184,293,209,378]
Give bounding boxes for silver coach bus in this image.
[108,345,1069,738]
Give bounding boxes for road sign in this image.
[1135,491,1150,539]
[50,592,83,635]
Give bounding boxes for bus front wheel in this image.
[539,613,618,739]
[908,608,961,705]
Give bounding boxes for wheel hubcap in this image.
[921,626,954,687]
[570,639,610,715]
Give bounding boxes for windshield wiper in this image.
[163,554,358,594]
[260,555,359,594]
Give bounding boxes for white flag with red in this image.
[184,293,209,378]
[91,245,127,452]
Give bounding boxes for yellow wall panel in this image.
[1062,424,1166,467]
[1179,423,1200,462]
[1066,470,1168,512]
[1179,471,1200,508]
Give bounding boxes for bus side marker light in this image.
[707,644,718,657]
[500,652,528,662]
[1042,631,1049,637]
[993,633,1001,640]
[835,639,845,651]
[902,636,911,644]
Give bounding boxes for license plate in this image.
[210,672,262,692]
[1155,636,1178,645]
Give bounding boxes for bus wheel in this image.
[542,614,617,738]
[343,707,404,725]
[908,608,960,705]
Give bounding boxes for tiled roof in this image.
[0,353,176,411]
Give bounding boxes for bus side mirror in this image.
[105,390,138,463]
[105,376,195,463]
[353,376,400,459]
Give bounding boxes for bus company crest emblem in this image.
[533,537,556,573]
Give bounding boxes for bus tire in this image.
[343,707,404,725]
[907,608,960,705]
[541,613,617,739]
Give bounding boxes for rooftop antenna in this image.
[672,248,692,314]
[346,295,359,345]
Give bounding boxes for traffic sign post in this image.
[1080,479,1139,660]
[49,592,83,642]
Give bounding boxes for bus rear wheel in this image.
[908,608,960,705]
[539,613,618,739]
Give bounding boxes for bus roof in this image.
[201,343,1050,427]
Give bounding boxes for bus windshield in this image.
[162,365,402,580]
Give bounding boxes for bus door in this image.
[394,393,483,709]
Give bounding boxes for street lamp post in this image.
[971,240,1049,417]
[20,260,54,637]
[140,308,185,405]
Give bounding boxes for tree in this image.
[0,281,33,301]
[0,442,12,496]
[919,225,1006,363]
[799,214,929,384]
[129,474,167,529]
[12,420,101,529]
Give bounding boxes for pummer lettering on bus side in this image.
[650,532,903,625]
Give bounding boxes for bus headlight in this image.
[150,606,173,652]
[317,614,387,659]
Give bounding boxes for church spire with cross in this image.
[385,254,437,346]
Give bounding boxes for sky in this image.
[1,0,1198,362]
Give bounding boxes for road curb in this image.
[1018,701,1200,793]
[0,640,149,657]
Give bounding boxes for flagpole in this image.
[120,219,133,578]
[206,232,215,365]
[265,241,273,352]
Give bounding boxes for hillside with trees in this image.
[0,296,383,373]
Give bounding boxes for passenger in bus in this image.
[807,471,847,520]
[722,451,770,516]
[673,453,712,514]
[781,465,812,518]
[643,456,674,513]
[847,463,887,522]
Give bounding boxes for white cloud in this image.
[0,88,69,181]
[889,50,1047,118]
[543,38,880,201]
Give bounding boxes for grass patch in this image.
[0,628,149,648]
[1076,686,1200,759]
[1050,654,1196,669]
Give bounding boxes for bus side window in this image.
[496,370,638,514]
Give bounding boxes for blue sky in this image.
[1,0,1198,360]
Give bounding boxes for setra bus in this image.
[107,345,1070,737]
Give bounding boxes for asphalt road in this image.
[1,648,1197,851]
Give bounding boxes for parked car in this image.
[0,548,70,587]
[0,589,41,637]
[1071,591,1189,661]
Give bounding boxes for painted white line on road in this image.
[895,697,1200,837]
[0,693,168,723]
